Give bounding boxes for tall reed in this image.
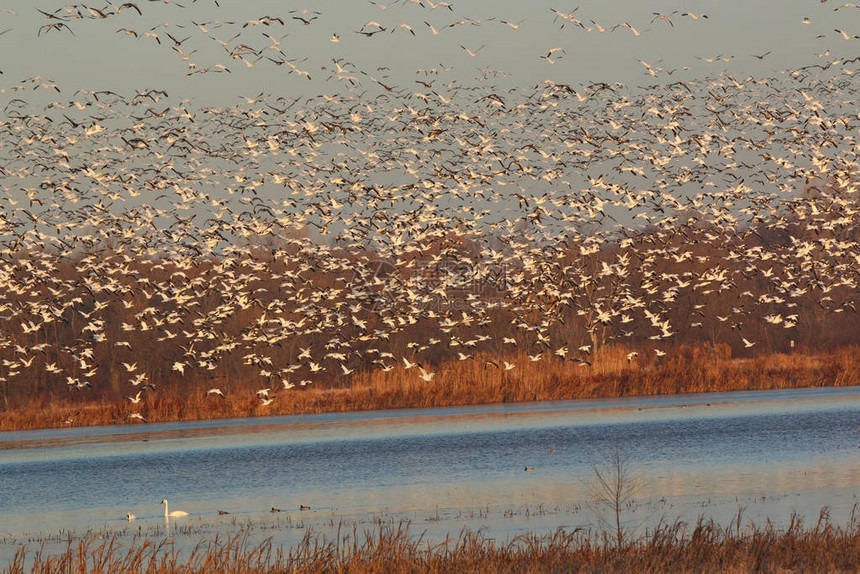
[1,344,857,431]
[5,509,860,573]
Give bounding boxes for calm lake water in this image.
[1,386,858,564]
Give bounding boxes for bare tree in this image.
[589,443,641,551]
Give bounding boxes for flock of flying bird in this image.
[0,1,858,420]
[24,0,860,80]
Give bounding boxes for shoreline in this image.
[4,509,859,574]
[2,344,857,432]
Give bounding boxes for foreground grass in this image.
[6,511,860,574]
[2,344,858,431]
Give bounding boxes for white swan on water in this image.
[161,499,189,518]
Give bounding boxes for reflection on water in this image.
[0,386,858,564]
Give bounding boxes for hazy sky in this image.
[1,1,854,106]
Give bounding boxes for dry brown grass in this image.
[2,344,857,431]
[5,510,860,573]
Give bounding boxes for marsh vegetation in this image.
[5,508,859,574]
[2,343,856,431]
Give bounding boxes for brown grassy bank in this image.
[1,344,857,431]
[6,511,860,574]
